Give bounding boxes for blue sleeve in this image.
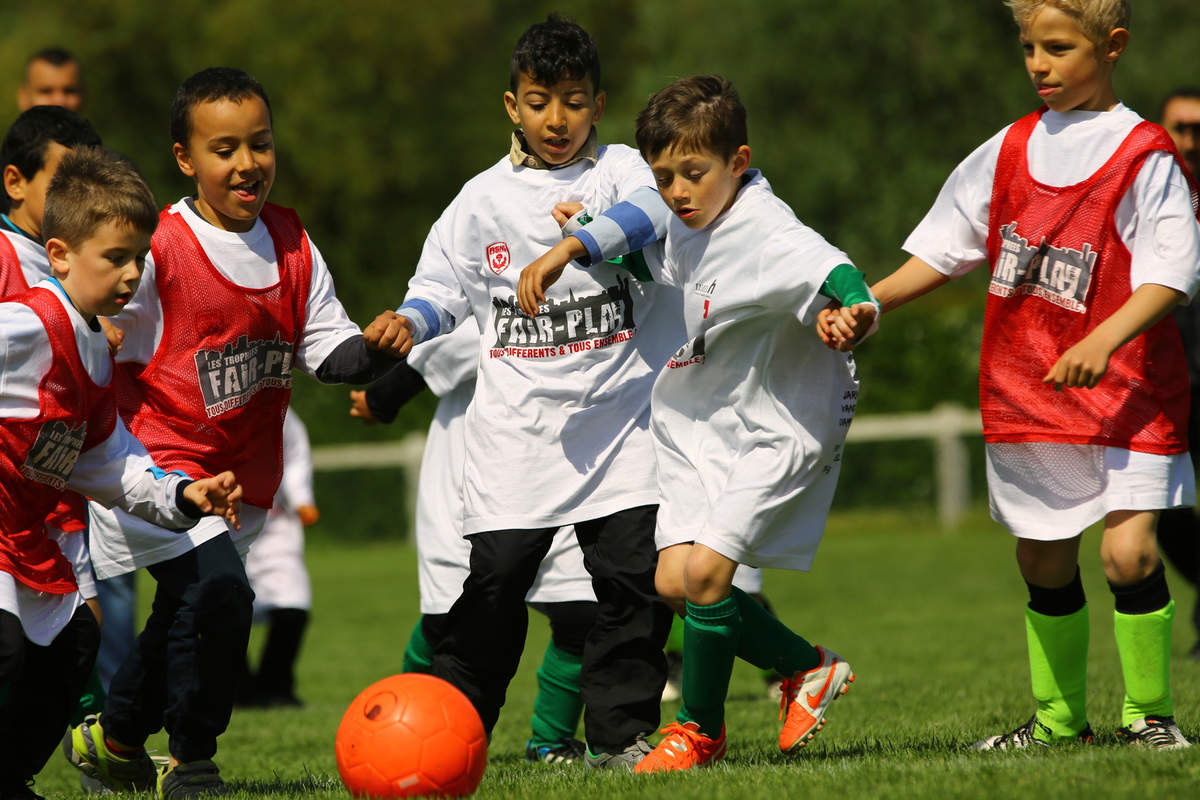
[396,298,456,345]
[574,186,671,266]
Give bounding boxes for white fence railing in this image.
[311,403,984,528]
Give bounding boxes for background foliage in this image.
[3,0,1199,526]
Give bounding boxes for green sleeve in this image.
[820,263,874,306]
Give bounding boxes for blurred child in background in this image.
[240,406,318,708]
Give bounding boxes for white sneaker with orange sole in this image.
[778,646,854,752]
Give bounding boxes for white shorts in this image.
[88,501,267,579]
[985,442,1196,541]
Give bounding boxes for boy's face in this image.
[2,141,71,240]
[1019,7,1126,113]
[1162,96,1200,178]
[648,144,751,231]
[47,220,151,320]
[17,59,83,112]
[504,72,605,166]
[173,96,275,232]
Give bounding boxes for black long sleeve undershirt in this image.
[362,361,428,424]
[313,335,401,385]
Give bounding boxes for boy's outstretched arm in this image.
[818,256,949,349]
[871,256,951,312]
[1044,283,1186,390]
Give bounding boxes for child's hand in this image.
[364,311,414,358]
[297,504,320,526]
[349,389,378,424]
[818,303,878,351]
[184,471,243,529]
[1043,336,1114,390]
[517,243,573,317]
[816,304,841,349]
[99,317,124,355]
[553,202,584,228]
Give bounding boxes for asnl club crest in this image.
[486,242,511,275]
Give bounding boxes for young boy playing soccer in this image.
[63,67,402,796]
[1,146,242,800]
[516,74,875,772]
[363,16,679,768]
[352,316,599,763]
[823,0,1200,750]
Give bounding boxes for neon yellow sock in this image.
[1114,600,1174,726]
[1025,605,1089,741]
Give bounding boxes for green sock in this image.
[678,596,740,738]
[665,612,685,655]
[731,587,820,675]
[1025,605,1089,741]
[1114,600,1174,726]
[401,617,433,674]
[529,640,584,748]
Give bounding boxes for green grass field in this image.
[33,508,1200,799]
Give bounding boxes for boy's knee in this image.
[1102,545,1159,585]
[655,569,686,608]
[1015,537,1079,587]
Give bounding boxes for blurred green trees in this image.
[3,0,1198,446]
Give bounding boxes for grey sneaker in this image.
[1115,716,1191,750]
[585,735,654,770]
[972,715,1095,751]
[157,761,228,799]
[525,738,586,764]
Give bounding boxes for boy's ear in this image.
[592,90,606,124]
[3,163,27,204]
[1102,27,1129,62]
[172,142,197,178]
[730,145,752,177]
[45,237,71,279]
[503,91,521,126]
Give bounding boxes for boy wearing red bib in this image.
[824,0,1200,750]
[1,147,241,800]
[64,68,399,796]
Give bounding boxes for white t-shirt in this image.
[642,171,859,570]
[0,281,199,642]
[404,145,684,534]
[90,198,357,576]
[904,103,1200,296]
[407,317,594,613]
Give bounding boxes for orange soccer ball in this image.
[335,673,488,797]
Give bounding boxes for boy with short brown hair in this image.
[517,73,876,771]
[1,146,240,800]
